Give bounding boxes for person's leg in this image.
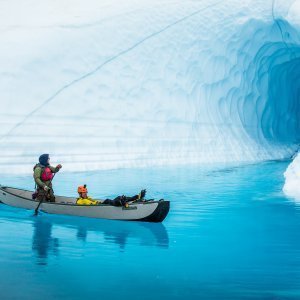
[112,196,125,206]
[124,189,147,202]
[113,190,147,205]
[139,189,146,200]
[103,190,147,206]
[48,188,56,202]
[36,188,46,202]
[102,199,114,205]
[124,195,139,202]
[37,188,54,202]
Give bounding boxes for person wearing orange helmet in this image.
[77,185,88,199]
[76,184,146,206]
[76,184,100,205]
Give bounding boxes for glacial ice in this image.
[283,153,300,201]
[0,0,300,174]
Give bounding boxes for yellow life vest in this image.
[76,197,98,205]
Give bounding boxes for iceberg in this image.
[283,153,300,201]
[0,0,300,173]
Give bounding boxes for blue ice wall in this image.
[0,0,300,173]
[219,18,300,146]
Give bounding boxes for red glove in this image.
[56,164,62,169]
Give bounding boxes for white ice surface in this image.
[0,0,300,174]
[283,153,300,202]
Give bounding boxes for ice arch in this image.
[0,0,300,173]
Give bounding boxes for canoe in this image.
[0,186,170,223]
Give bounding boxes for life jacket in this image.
[33,164,53,182]
[41,167,54,181]
[76,197,98,205]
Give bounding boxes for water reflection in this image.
[31,214,169,264]
[32,219,59,265]
[52,215,169,249]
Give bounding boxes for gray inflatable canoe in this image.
[0,186,170,223]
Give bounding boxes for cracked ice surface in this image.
[0,0,300,174]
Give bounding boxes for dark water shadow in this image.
[30,212,169,264]
[47,214,169,250]
[1,204,169,264]
[32,218,59,265]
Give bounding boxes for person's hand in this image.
[56,164,62,169]
[44,186,50,191]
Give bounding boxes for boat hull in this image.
[0,186,170,222]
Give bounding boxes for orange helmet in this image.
[78,185,88,194]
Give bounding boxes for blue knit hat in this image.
[39,154,49,166]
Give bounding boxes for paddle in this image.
[34,173,56,216]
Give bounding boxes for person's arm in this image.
[49,164,62,173]
[34,167,46,188]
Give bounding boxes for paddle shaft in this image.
[34,173,56,215]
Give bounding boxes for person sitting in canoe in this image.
[76,185,100,205]
[76,184,146,206]
[33,154,62,203]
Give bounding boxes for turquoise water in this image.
[1,161,300,300]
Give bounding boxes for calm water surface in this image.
[1,161,300,300]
